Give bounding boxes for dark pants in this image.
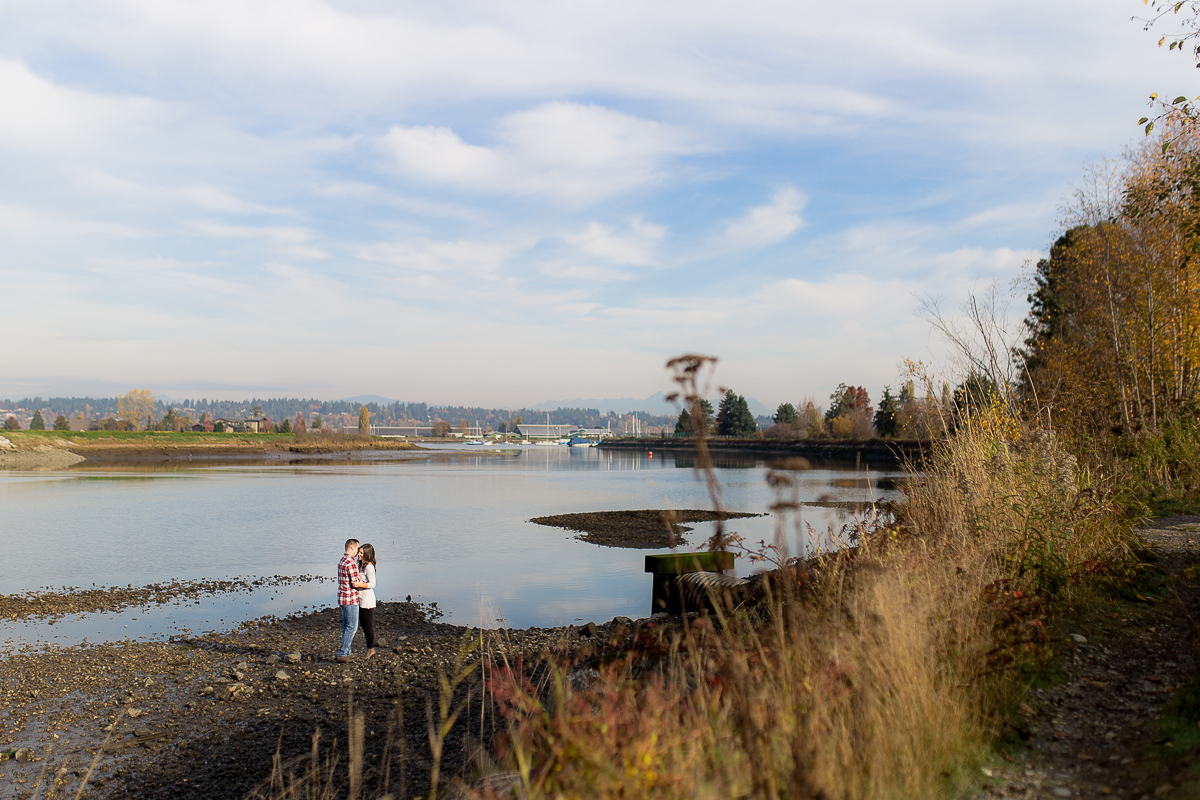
[360,606,376,649]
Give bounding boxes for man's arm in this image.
[349,560,369,589]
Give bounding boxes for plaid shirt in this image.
[337,552,362,606]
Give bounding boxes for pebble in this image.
[266,654,281,664]
[1052,787,1072,797]
[13,748,33,762]
[274,669,291,681]
[1069,633,1088,644]
[285,651,301,664]
[127,708,144,718]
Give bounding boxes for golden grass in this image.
[251,408,1140,800]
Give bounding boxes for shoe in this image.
[335,655,355,663]
[365,648,376,659]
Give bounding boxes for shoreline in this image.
[0,432,431,470]
[599,436,930,466]
[0,591,647,800]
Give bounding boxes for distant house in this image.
[244,415,270,433]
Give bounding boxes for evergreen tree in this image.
[717,390,757,437]
[675,399,715,434]
[30,410,45,430]
[873,386,898,438]
[53,414,70,431]
[280,418,291,433]
[774,402,796,425]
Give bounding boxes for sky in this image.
[2,0,1196,410]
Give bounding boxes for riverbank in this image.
[0,594,638,800]
[0,431,425,469]
[598,436,930,467]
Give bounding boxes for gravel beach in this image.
[0,594,606,800]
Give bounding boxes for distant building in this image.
[515,423,577,439]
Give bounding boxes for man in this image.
[336,538,370,663]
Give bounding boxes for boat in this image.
[568,432,597,447]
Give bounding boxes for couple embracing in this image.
[335,538,379,663]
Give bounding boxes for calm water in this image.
[0,445,901,648]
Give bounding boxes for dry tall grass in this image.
[248,403,1138,800]
[470,407,1139,800]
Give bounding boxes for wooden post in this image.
[644,552,735,615]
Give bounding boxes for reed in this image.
[469,403,1141,800]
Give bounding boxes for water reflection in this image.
[1,446,903,644]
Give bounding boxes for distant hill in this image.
[339,394,399,405]
[532,393,674,415]
[534,392,772,418]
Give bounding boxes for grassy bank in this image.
[0,429,424,455]
[239,407,1144,800]
[461,410,1141,800]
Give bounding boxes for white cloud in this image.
[562,218,665,265]
[539,262,633,282]
[722,186,805,248]
[0,58,163,153]
[189,221,328,259]
[381,102,704,203]
[356,238,513,278]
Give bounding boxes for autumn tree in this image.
[358,406,370,434]
[30,410,45,430]
[3,416,18,431]
[118,390,156,431]
[796,398,825,438]
[1019,124,1200,432]
[825,384,874,439]
[432,420,451,437]
[294,414,307,434]
[53,414,70,431]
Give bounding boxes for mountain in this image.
[339,394,398,405]
[531,392,675,415]
[744,397,771,418]
[534,392,772,418]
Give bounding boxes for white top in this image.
[359,563,377,609]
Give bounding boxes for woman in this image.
[357,543,378,658]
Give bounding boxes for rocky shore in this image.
[0,592,635,800]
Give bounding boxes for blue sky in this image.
[2,0,1195,409]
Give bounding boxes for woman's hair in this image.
[358,543,376,567]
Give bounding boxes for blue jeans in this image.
[338,604,359,657]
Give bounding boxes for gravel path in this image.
[976,517,1200,800]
